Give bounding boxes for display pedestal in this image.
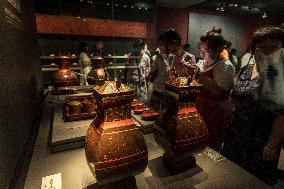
[154,81,209,174]
[131,110,154,134]
[163,151,196,175]
[90,176,136,189]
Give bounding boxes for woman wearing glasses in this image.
[222,26,284,185]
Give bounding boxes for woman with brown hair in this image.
[194,29,235,151]
[222,26,284,185]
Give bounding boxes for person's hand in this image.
[180,57,194,66]
[184,64,200,79]
[262,143,278,161]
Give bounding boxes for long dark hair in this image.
[200,30,227,59]
[164,28,182,45]
[250,26,284,53]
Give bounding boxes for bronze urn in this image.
[67,100,82,115]
[85,81,148,188]
[153,73,209,174]
[52,56,78,87]
[87,57,106,86]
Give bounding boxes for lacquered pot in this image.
[85,81,148,188]
[87,57,106,85]
[153,78,208,174]
[67,100,82,115]
[52,56,78,87]
[81,99,96,113]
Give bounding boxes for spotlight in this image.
[262,12,268,18]
[216,3,226,12]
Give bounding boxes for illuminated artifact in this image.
[153,68,208,174]
[52,56,78,87]
[87,57,106,86]
[85,81,148,188]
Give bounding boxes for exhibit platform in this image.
[48,93,92,152]
[24,100,284,189]
[132,110,155,134]
[50,94,155,152]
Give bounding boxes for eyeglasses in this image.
[254,41,281,55]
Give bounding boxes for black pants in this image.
[150,90,167,112]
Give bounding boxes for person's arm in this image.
[232,55,238,66]
[199,61,235,95]
[145,55,151,78]
[148,56,158,82]
[263,111,284,161]
[189,54,196,64]
[80,52,91,67]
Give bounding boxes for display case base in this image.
[88,176,137,189]
[131,110,154,134]
[163,151,196,175]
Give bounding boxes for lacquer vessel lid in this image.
[93,81,134,107]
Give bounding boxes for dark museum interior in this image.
[1,0,284,188]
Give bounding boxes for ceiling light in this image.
[216,4,225,12]
[124,5,127,8]
[262,12,268,18]
[234,4,238,7]
[241,5,249,10]
[106,3,110,6]
[138,7,141,10]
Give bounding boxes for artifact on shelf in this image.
[87,57,106,86]
[64,93,96,122]
[67,100,82,115]
[52,56,78,87]
[154,67,209,174]
[81,99,96,113]
[50,62,57,67]
[133,106,147,115]
[85,81,148,188]
[141,111,160,121]
[131,101,144,109]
